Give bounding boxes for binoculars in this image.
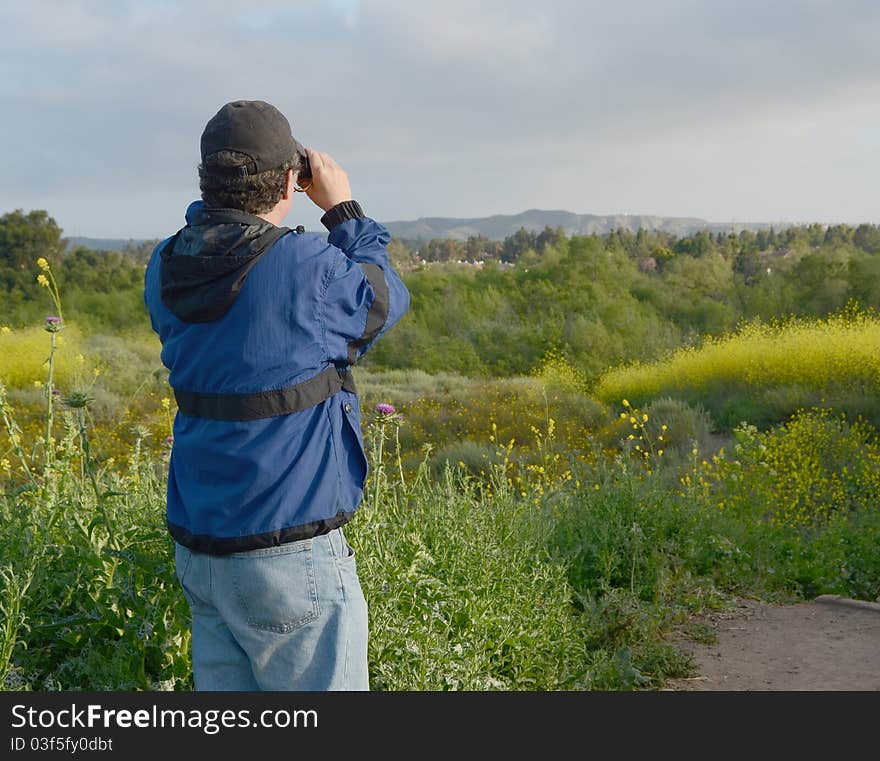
[297,148,312,182]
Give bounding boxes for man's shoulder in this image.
[285,229,328,249]
[272,229,341,264]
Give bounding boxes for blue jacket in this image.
[143,200,410,554]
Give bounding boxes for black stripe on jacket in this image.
[173,366,356,421]
[347,263,389,364]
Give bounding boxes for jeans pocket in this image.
[338,529,356,561]
[230,544,320,633]
[174,543,193,583]
[174,543,197,608]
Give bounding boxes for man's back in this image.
[143,100,409,690]
[144,200,408,554]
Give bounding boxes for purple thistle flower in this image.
[376,403,396,415]
[45,316,62,324]
[165,435,174,445]
[51,389,61,397]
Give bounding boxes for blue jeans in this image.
[174,528,369,691]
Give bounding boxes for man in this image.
[143,100,410,691]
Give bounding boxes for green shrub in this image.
[430,440,500,479]
[642,396,715,452]
[707,412,880,529]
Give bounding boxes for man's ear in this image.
[283,169,295,200]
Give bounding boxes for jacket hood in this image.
[159,201,289,323]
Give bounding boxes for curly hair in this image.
[199,151,302,214]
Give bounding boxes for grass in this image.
[0,260,877,690]
[1,379,878,690]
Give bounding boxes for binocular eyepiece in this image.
[297,150,312,182]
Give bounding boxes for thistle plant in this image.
[63,390,99,499]
[366,403,406,513]
[35,258,66,481]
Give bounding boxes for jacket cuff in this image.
[321,200,365,231]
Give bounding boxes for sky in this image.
[1,0,879,238]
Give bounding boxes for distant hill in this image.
[66,210,781,250]
[65,236,150,252]
[383,209,777,242]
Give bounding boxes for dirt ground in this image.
[665,595,880,691]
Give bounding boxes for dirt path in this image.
[666,595,880,691]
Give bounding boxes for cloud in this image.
[2,1,879,236]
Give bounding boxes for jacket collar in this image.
[185,200,276,230]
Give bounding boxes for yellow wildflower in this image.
[161,397,171,410]
[642,413,648,422]
[37,257,50,271]
[36,274,49,287]
[0,326,10,335]
[1,458,10,472]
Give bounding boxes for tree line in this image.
[373,222,880,378]
[2,208,879,379]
